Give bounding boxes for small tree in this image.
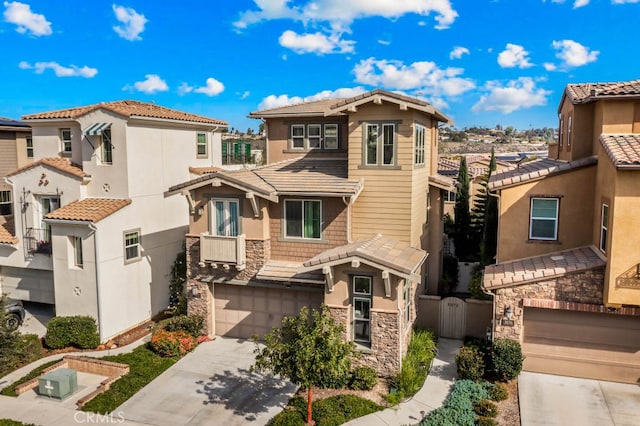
[454,157,472,260]
[252,305,355,425]
[0,294,22,372]
[168,246,187,315]
[481,148,498,266]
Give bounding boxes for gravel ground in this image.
[496,379,520,425]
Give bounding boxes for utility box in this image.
[38,368,78,400]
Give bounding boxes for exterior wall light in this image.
[504,306,513,320]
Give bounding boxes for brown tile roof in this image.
[189,166,222,175]
[438,158,492,179]
[429,174,456,191]
[0,217,18,245]
[483,246,605,290]
[565,78,640,104]
[23,100,227,126]
[599,134,640,169]
[45,198,131,223]
[488,156,597,190]
[300,234,427,280]
[248,99,340,118]
[6,157,90,179]
[257,261,324,284]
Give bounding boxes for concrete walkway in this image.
[345,337,462,426]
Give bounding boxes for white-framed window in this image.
[415,124,426,165]
[324,124,338,149]
[210,198,239,237]
[353,275,372,344]
[444,191,456,202]
[196,132,207,157]
[529,198,559,240]
[101,129,113,165]
[71,236,83,268]
[60,128,72,153]
[567,115,572,147]
[26,136,33,158]
[558,117,564,147]
[284,199,321,239]
[403,280,411,327]
[124,230,141,263]
[291,125,305,148]
[600,203,608,253]
[308,124,321,149]
[365,123,395,166]
[0,190,11,215]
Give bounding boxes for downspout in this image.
[341,196,352,243]
[209,125,222,167]
[89,222,104,341]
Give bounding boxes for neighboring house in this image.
[483,78,640,383]
[0,101,226,341]
[168,89,454,375]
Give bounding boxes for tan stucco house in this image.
[0,101,227,341]
[483,78,640,383]
[168,89,454,375]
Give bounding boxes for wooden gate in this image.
[439,297,466,338]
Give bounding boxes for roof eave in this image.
[129,115,227,128]
[300,253,426,282]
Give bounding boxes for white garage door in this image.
[214,284,322,339]
[1,266,55,304]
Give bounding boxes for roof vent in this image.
[550,255,564,261]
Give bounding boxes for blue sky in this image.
[1,1,639,132]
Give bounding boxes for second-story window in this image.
[0,190,11,215]
[284,199,321,239]
[61,128,72,154]
[365,123,395,166]
[26,136,33,158]
[196,132,207,157]
[308,125,321,148]
[600,203,608,253]
[71,236,83,268]
[101,129,113,165]
[415,124,426,165]
[529,197,559,240]
[324,124,338,149]
[124,230,141,263]
[289,124,339,150]
[558,117,564,147]
[292,125,305,148]
[211,199,239,237]
[567,115,572,148]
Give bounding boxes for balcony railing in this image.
[200,233,246,269]
[25,227,52,255]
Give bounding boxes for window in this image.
[101,129,113,165]
[26,136,33,158]
[365,123,395,166]
[567,115,572,147]
[60,128,72,153]
[71,236,83,268]
[284,200,321,239]
[403,280,411,327]
[124,230,141,262]
[529,198,559,240]
[211,199,239,237]
[0,190,11,215]
[444,191,456,202]
[352,276,372,344]
[600,204,608,253]
[291,125,305,148]
[196,132,207,157]
[324,124,338,149]
[415,124,426,165]
[558,117,564,147]
[308,125,321,149]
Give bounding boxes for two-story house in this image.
[483,78,640,383]
[168,89,454,375]
[0,101,226,341]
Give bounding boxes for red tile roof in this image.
[23,100,227,126]
[488,156,597,190]
[6,157,90,179]
[599,134,640,169]
[0,217,18,245]
[565,79,640,104]
[45,198,131,223]
[483,246,605,290]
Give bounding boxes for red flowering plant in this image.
[150,329,196,357]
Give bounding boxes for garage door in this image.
[523,307,640,384]
[214,284,323,339]
[1,266,55,304]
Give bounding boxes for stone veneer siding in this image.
[493,268,605,341]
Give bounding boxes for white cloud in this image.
[612,0,640,3]
[113,4,147,41]
[239,91,250,99]
[378,39,391,46]
[543,62,557,71]
[573,0,590,7]
[472,77,550,114]
[178,82,193,96]
[353,57,475,97]
[449,46,469,60]
[126,74,168,94]
[278,30,355,54]
[234,0,458,31]
[497,43,533,68]
[194,77,225,96]
[551,39,599,67]
[3,1,51,36]
[19,61,97,77]
[258,87,366,110]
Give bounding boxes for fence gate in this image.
[439,297,466,338]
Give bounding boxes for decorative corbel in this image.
[246,192,259,218]
[182,190,196,215]
[322,266,334,293]
[382,270,391,298]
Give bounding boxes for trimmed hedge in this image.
[45,316,100,349]
[349,366,378,391]
[269,395,383,426]
[455,345,485,381]
[153,315,204,338]
[420,380,492,426]
[487,382,509,402]
[491,338,524,381]
[474,399,498,417]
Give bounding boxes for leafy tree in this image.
[481,149,499,266]
[258,122,265,135]
[168,247,187,315]
[454,157,472,260]
[252,306,355,425]
[0,294,23,371]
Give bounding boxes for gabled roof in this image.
[483,246,605,290]
[5,157,90,180]
[428,174,456,191]
[0,217,18,245]
[488,156,597,190]
[44,198,131,223]
[257,261,324,284]
[599,134,640,169]
[23,100,227,126]
[249,89,452,124]
[563,78,640,106]
[300,234,427,281]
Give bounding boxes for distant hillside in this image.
[439,125,555,154]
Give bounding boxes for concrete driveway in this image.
[117,337,297,426]
[519,372,640,426]
[19,301,54,337]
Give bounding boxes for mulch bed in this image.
[495,379,520,425]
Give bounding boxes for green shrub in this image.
[150,329,195,357]
[349,366,378,390]
[477,416,498,426]
[154,315,204,337]
[487,382,509,402]
[390,328,437,400]
[267,408,305,426]
[270,395,382,426]
[440,255,459,294]
[456,346,485,381]
[474,399,498,417]
[45,316,100,349]
[0,420,37,426]
[420,380,491,426]
[491,338,524,381]
[469,266,491,300]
